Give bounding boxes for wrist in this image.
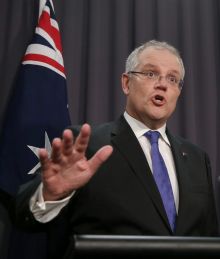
[42,188,73,201]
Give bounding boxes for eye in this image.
[146,70,157,79]
[167,75,177,84]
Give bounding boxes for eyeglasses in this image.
[128,70,184,89]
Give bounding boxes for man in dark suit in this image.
[16,40,219,258]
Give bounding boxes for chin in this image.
[149,111,167,120]
[149,114,168,126]
[151,107,172,119]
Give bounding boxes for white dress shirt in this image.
[30,112,179,223]
[124,112,179,212]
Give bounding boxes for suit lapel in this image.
[111,116,171,230]
[167,131,193,234]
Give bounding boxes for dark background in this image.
[1,0,220,257]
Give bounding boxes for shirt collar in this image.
[123,111,170,146]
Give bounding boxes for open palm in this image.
[38,124,113,201]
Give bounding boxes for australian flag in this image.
[0,0,71,196]
[0,0,71,258]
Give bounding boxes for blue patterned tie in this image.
[145,130,176,232]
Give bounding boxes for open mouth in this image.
[152,95,165,105]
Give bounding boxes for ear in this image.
[121,73,130,95]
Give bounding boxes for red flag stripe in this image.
[38,10,62,53]
[23,54,65,74]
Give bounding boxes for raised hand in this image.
[38,123,113,201]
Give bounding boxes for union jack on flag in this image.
[23,0,65,78]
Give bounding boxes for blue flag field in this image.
[0,0,71,258]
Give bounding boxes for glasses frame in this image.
[128,71,184,89]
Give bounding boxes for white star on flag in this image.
[27,132,52,174]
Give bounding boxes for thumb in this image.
[88,145,113,174]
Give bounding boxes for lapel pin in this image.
[182,152,187,157]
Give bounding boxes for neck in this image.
[125,110,166,130]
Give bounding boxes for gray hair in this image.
[125,40,185,79]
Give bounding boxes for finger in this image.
[62,129,74,156]
[39,148,49,169]
[74,123,91,154]
[50,138,62,163]
[88,145,113,175]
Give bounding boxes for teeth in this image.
[155,95,163,101]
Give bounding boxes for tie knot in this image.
[145,130,160,144]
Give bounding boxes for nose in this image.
[158,75,168,84]
[154,75,168,90]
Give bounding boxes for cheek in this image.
[131,85,150,99]
[168,92,180,109]
[131,90,149,106]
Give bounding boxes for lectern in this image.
[64,235,220,258]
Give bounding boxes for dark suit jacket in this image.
[16,115,219,258]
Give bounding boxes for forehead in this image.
[137,48,181,74]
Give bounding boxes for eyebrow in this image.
[141,63,180,75]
